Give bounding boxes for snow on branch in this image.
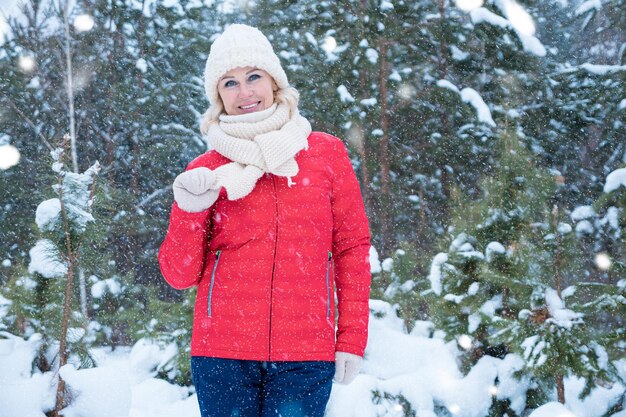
[470,7,546,57]
[574,0,603,16]
[437,80,496,127]
[580,63,626,75]
[604,167,626,193]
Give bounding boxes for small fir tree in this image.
[427,130,553,367]
[29,137,100,415]
[491,200,622,404]
[427,130,622,407]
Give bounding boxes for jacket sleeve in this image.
[158,164,213,290]
[330,139,372,357]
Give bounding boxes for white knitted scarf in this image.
[206,103,311,200]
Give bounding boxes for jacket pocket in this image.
[325,251,332,318]
[208,250,221,317]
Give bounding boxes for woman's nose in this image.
[238,84,253,97]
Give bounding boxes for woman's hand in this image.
[173,167,219,212]
[333,351,363,385]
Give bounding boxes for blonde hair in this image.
[200,86,301,136]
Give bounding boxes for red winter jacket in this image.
[158,132,371,361]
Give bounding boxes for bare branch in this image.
[2,95,55,152]
[136,186,170,209]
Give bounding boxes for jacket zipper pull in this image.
[208,250,221,317]
[325,251,333,318]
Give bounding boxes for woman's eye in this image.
[224,80,237,88]
[248,74,261,82]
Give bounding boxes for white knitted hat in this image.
[204,24,289,106]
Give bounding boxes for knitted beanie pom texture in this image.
[204,24,289,106]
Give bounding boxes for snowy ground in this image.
[1,299,624,417]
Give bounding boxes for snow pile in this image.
[529,401,577,417]
[74,341,195,417]
[0,301,623,416]
[0,332,54,417]
[89,342,196,417]
[59,364,132,417]
[566,373,626,417]
[328,300,531,417]
[128,338,179,382]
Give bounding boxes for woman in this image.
[158,24,371,417]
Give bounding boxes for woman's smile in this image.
[239,101,262,112]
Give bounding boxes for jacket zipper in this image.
[207,250,221,317]
[325,251,333,318]
[268,177,279,358]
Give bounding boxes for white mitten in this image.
[333,351,363,385]
[173,167,219,212]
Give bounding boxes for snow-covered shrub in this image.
[425,132,624,408]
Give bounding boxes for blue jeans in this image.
[191,357,335,417]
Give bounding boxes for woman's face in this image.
[217,66,277,116]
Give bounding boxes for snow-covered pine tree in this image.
[594,167,626,281]
[490,200,622,405]
[521,0,625,212]
[0,0,60,275]
[428,128,621,407]
[248,0,550,263]
[584,167,626,374]
[427,129,553,366]
[21,137,99,414]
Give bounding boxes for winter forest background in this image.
[0,0,625,416]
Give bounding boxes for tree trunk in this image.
[355,121,370,209]
[79,268,87,317]
[502,286,510,318]
[557,374,565,404]
[60,0,90,320]
[378,39,392,255]
[356,0,372,217]
[553,200,566,405]
[52,144,77,416]
[52,256,75,417]
[417,186,426,247]
[553,204,562,296]
[61,0,78,173]
[435,0,453,219]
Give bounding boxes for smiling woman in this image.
[158,23,372,417]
